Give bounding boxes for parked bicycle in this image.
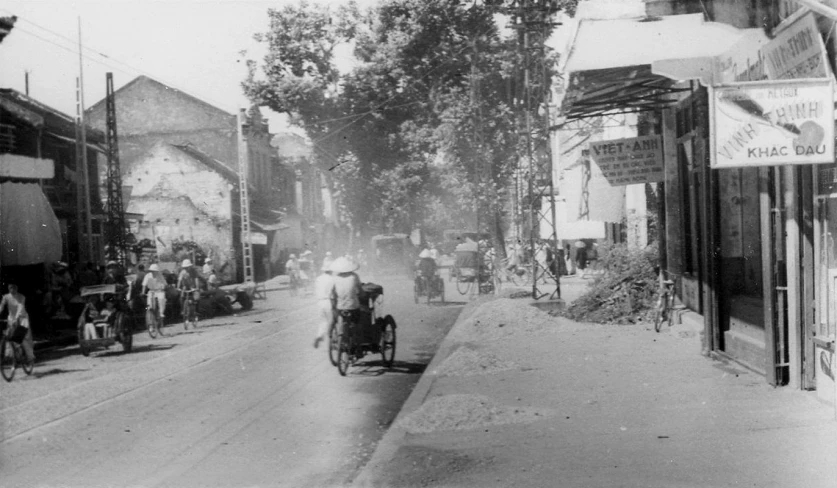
[1,319,33,382]
[654,271,679,333]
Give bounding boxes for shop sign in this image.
[587,135,664,186]
[711,79,834,168]
[763,12,830,80]
[242,232,268,245]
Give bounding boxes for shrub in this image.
[562,242,659,324]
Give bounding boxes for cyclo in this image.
[450,248,493,295]
[329,283,397,376]
[77,284,134,356]
[413,253,444,304]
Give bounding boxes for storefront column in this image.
[784,165,802,389]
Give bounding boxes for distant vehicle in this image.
[440,230,491,255]
[371,234,415,275]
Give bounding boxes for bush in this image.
[562,242,659,324]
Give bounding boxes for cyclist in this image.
[285,254,300,289]
[330,257,361,336]
[177,259,200,311]
[0,283,34,364]
[142,264,167,324]
[416,249,438,295]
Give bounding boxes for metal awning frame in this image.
[561,65,691,121]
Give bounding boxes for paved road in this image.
[0,272,464,487]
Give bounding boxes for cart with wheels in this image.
[333,283,397,376]
[77,284,134,356]
[413,270,445,304]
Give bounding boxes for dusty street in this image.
[0,272,463,488]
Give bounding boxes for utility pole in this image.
[237,109,254,284]
[76,17,93,262]
[104,73,128,267]
[514,0,560,300]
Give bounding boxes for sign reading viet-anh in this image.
[588,135,664,186]
[712,79,834,168]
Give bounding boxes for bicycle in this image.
[181,288,199,330]
[1,319,34,382]
[654,271,678,333]
[145,293,166,338]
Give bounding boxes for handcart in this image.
[450,250,493,295]
[330,283,397,376]
[77,284,134,356]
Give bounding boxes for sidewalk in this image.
[353,278,837,488]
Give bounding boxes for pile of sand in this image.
[397,394,549,434]
[452,298,558,341]
[434,346,518,377]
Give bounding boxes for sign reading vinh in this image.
[712,79,834,168]
[588,135,664,186]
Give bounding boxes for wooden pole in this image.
[78,17,93,262]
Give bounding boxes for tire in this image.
[146,309,158,339]
[379,315,396,367]
[456,278,471,295]
[21,345,34,375]
[328,323,339,366]
[1,337,16,382]
[654,300,667,333]
[182,301,191,331]
[77,328,90,357]
[426,279,431,305]
[237,292,253,311]
[413,280,420,304]
[337,333,350,376]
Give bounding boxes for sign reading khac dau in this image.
[588,135,664,186]
[712,79,834,168]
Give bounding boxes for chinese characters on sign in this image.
[588,135,664,186]
[712,79,834,168]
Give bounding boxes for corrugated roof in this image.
[169,143,238,182]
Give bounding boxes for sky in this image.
[0,0,375,133]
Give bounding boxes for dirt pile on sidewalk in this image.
[397,394,551,434]
[434,346,518,376]
[451,298,558,341]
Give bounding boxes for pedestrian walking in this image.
[312,265,335,349]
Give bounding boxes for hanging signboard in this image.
[242,232,268,245]
[587,135,664,186]
[711,79,834,168]
[763,12,830,80]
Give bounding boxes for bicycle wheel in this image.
[337,333,351,376]
[456,278,472,295]
[146,308,158,339]
[328,323,339,366]
[379,315,396,367]
[1,337,16,382]
[21,344,34,375]
[413,280,420,304]
[653,296,668,333]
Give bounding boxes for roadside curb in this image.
[351,297,495,487]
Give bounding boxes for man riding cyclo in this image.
[330,256,362,337]
[177,259,204,317]
[415,248,440,296]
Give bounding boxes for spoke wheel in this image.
[146,309,158,339]
[413,281,419,304]
[654,301,667,333]
[456,278,471,295]
[379,315,396,367]
[1,337,16,382]
[337,333,351,376]
[328,323,339,366]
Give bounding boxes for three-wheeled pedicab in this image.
[451,249,493,295]
[77,284,134,356]
[329,282,397,376]
[413,257,445,304]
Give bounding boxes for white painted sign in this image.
[712,79,834,168]
[0,154,54,179]
[242,232,268,245]
[588,135,664,186]
[763,12,830,80]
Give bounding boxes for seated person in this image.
[80,295,103,340]
[96,299,117,338]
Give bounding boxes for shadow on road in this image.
[31,367,89,379]
[349,360,427,376]
[97,343,176,357]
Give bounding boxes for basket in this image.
[9,324,28,344]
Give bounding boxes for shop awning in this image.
[0,181,62,266]
[560,14,763,120]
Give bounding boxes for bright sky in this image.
[0,0,375,133]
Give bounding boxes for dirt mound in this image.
[398,394,550,434]
[452,298,558,341]
[434,346,518,377]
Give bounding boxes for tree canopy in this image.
[244,0,569,242]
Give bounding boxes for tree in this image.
[244,0,570,247]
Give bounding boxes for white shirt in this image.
[314,273,335,301]
[142,273,167,292]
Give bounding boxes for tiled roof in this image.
[0,89,106,142]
